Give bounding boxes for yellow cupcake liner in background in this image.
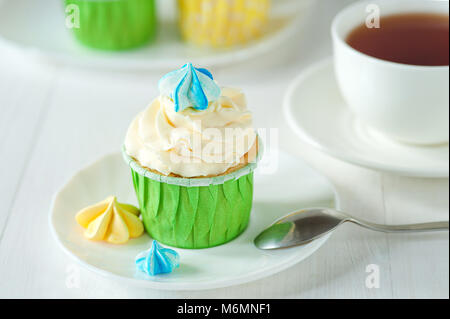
[178,0,271,48]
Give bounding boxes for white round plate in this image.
[50,150,338,290]
[284,59,449,178]
[0,0,314,70]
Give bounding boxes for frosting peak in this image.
[125,87,257,177]
[158,63,221,112]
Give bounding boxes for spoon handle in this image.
[348,219,449,233]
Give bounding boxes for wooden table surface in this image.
[0,0,448,299]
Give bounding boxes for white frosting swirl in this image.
[125,87,257,177]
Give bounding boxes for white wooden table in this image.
[0,0,448,299]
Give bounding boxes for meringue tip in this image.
[75,196,144,244]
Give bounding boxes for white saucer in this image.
[0,0,313,70]
[49,150,339,290]
[284,59,449,178]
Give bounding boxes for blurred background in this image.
[0,0,355,163]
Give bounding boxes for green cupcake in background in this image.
[64,0,157,50]
[123,63,260,249]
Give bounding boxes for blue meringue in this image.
[158,63,221,112]
[135,240,180,276]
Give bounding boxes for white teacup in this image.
[332,0,449,145]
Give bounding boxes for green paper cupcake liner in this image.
[64,0,157,50]
[122,145,261,249]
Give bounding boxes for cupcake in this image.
[123,63,260,249]
[64,0,157,50]
[177,0,271,48]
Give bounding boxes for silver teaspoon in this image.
[254,207,449,250]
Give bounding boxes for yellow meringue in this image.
[75,196,144,244]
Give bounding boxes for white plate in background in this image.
[0,0,314,70]
[284,59,449,178]
[50,150,338,290]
